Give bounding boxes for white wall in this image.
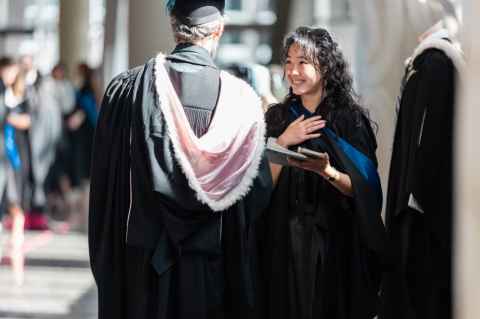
[455,0,480,317]
[128,1,173,68]
[59,0,90,78]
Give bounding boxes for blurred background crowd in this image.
[0,0,479,318]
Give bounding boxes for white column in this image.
[0,0,8,54]
[455,0,480,318]
[102,0,128,85]
[314,0,331,25]
[3,0,27,56]
[353,0,447,212]
[288,0,315,31]
[6,0,25,25]
[0,0,8,27]
[128,1,173,68]
[59,0,90,78]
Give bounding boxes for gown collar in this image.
[167,43,217,69]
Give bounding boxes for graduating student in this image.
[88,1,272,318]
[380,19,464,319]
[1,59,31,285]
[260,26,386,319]
[0,57,12,219]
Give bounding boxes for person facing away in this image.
[66,62,99,188]
[259,26,387,319]
[88,1,272,319]
[380,18,464,319]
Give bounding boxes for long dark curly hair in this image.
[270,26,375,133]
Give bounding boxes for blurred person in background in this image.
[250,63,278,110]
[1,59,32,285]
[380,16,464,319]
[0,58,13,227]
[0,56,10,255]
[42,63,76,225]
[88,0,272,318]
[0,58,6,258]
[226,62,278,111]
[0,57,17,263]
[64,62,98,231]
[66,63,98,187]
[50,63,76,115]
[260,26,386,319]
[269,64,289,102]
[19,54,62,230]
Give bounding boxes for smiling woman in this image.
[284,43,324,111]
[259,26,386,319]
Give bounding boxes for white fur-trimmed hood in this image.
[407,36,465,72]
[154,53,266,212]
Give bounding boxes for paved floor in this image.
[0,230,97,319]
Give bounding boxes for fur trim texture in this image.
[409,37,465,72]
[154,53,266,212]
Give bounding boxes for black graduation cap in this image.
[168,0,225,26]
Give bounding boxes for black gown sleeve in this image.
[265,103,288,138]
[411,50,455,241]
[88,69,138,318]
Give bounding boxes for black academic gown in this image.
[89,43,272,319]
[260,100,386,319]
[381,47,457,319]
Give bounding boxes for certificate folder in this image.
[266,137,307,166]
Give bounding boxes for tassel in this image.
[165,0,176,13]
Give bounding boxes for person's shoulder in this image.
[264,102,289,136]
[331,107,362,128]
[332,107,376,141]
[265,102,284,118]
[104,64,148,99]
[110,64,145,85]
[416,48,454,71]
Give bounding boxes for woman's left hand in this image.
[288,152,331,175]
[289,152,353,197]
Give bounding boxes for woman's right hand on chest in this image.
[277,115,326,148]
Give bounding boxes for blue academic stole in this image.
[4,123,21,170]
[77,91,98,126]
[289,103,382,206]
